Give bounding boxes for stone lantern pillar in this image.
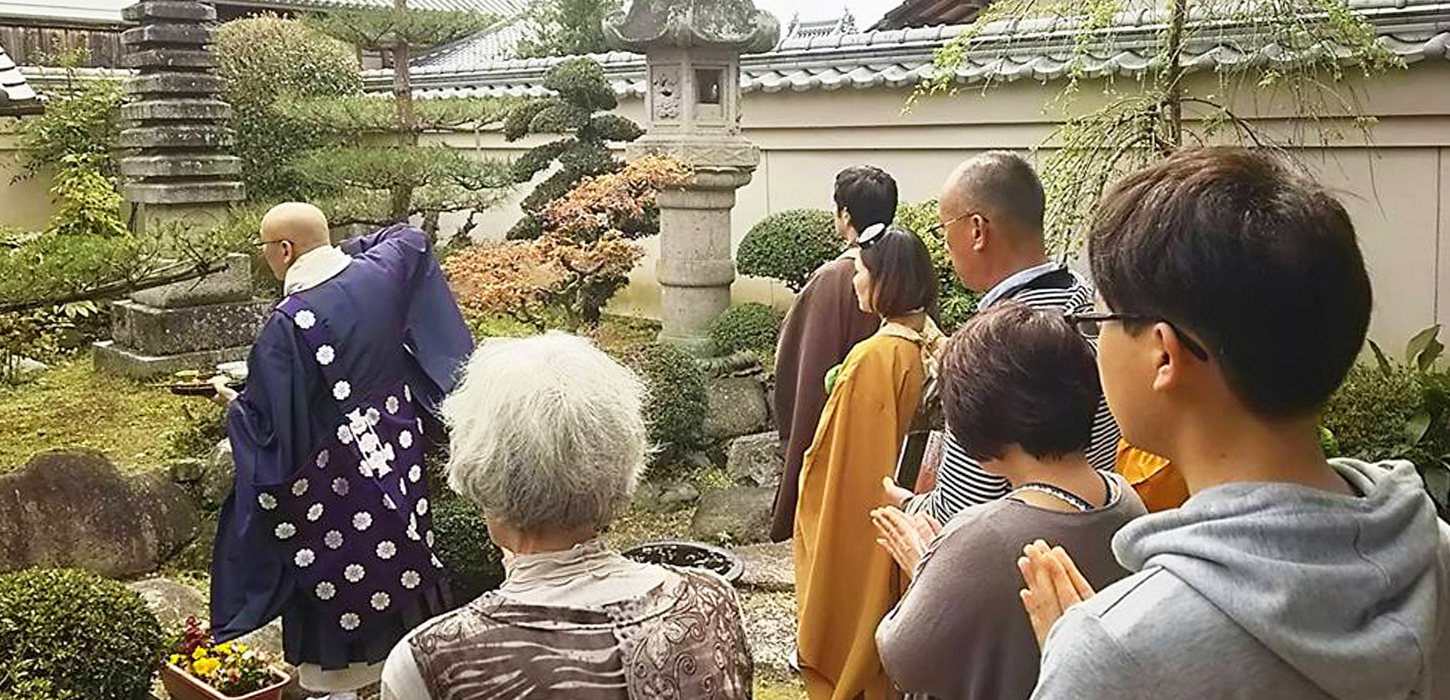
[94,0,267,379]
[604,0,779,351]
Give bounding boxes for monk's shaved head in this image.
[943,151,1046,245]
[260,202,330,251]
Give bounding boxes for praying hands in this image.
[1017,540,1097,650]
[871,502,943,579]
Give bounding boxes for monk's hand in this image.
[1018,540,1096,652]
[882,476,914,509]
[872,506,930,578]
[209,375,238,407]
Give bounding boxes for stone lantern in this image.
[604,0,779,351]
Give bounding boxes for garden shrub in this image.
[446,157,686,329]
[895,199,981,332]
[445,236,643,331]
[430,493,505,602]
[631,342,708,468]
[14,64,126,238]
[736,209,842,292]
[214,15,363,201]
[709,302,784,360]
[1322,327,1450,515]
[0,568,165,700]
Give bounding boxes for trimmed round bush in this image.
[896,199,982,332]
[431,493,506,602]
[736,209,843,292]
[214,15,363,200]
[710,302,785,360]
[631,342,708,466]
[0,568,165,700]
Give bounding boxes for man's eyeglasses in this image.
[252,238,288,249]
[924,210,987,237]
[1065,311,1211,362]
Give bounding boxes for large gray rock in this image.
[0,450,201,577]
[689,486,774,546]
[634,480,701,514]
[128,577,207,632]
[704,376,769,441]
[202,439,234,509]
[92,340,253,381]
[726,432,783,488]
[4,356,48,380]
[732,540,793,592]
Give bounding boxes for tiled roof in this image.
[873,0,988,30]
[225,0,523,12]
[412,10,534,70]
[786,10,858,40]
[0,0,129,25]
[373,0,1450,99]
[0,41,41,116]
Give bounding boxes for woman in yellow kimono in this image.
[795,224,939,700]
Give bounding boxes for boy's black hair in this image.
[834,166,899,232]
[1089,147,1372,417]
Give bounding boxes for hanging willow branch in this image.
[912,0,1404,255]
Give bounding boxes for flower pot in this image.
[160,662,291,700]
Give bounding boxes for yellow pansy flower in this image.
[216,642,234,656]
[192,657,221,676]
[192,647,208,660]
[169,654,184,666]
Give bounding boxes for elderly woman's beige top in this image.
[380,539,753,699]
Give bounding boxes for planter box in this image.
[160,663,290,700]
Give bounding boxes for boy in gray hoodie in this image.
[1022,147,1450,700]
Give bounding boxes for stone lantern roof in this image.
[0,42,41,116]
[603,0,781,54]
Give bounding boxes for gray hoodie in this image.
[1031,459,1450,700]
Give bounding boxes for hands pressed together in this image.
[1018,540,1096,649]
[873,478,1098,651]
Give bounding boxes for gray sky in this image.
[751,0,903,29]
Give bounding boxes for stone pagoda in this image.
[94,0,267,379]
[604,0,780,351]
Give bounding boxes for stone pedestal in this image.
[93,254,271,379]
[654,169,752,349]
[607,0,779,351]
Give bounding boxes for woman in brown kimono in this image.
[795,225,940,700]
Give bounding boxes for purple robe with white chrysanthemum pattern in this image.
[211,224,472,670]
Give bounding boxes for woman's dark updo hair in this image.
[858,225,938,318]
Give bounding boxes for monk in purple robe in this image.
[209,203,472,700]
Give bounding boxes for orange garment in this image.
[795,323,926,700]
[1116,440,1190,512]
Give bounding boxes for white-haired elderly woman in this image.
[379,332,753,700]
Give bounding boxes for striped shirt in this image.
[910,266,1123,523]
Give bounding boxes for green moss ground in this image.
[0,360,199,474]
